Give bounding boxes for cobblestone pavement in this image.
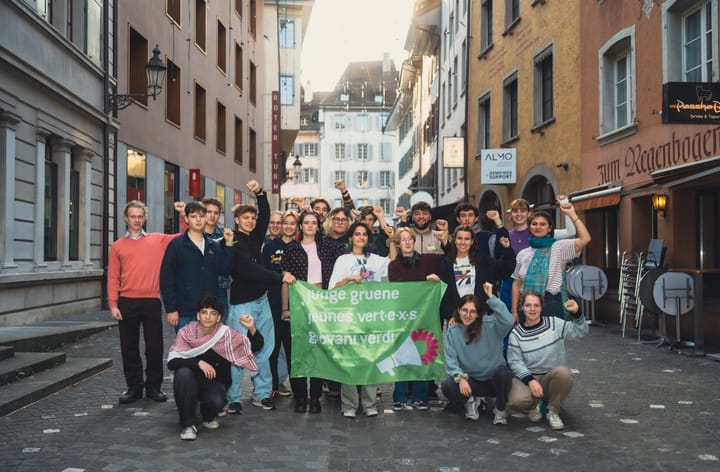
[1,309,719,472]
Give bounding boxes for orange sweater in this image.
[107,233,180,309]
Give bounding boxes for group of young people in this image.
[107,180,592,440]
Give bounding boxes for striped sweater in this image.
[507,314,588,384]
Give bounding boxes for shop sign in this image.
[663,82,720,124]
[480,148,516,184]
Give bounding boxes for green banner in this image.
[288,280,447,385]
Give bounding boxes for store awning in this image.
[569,183,623,211]
[651,155,720,186]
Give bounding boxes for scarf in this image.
[168,321,258,372]
[399,251,421,267]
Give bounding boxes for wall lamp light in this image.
[106,45,167,112]
[652,193,668,216]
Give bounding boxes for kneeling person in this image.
[167,296,263,440]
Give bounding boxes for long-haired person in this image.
[280,210,345,414]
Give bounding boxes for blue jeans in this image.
[393,381,429,403]
[227,295,275,402]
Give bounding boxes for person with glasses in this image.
[265,210,284,243]
[387,226,447,411]
[328,222,395,418]
[280,210,346,414]
[323,207,352,245]
[168,296,264,440]
[441,284,514,425]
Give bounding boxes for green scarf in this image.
[524,236,568,317]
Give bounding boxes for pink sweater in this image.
[107,233,180,309]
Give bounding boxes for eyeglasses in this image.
[399,238,414,243]
[332,217,348,223]
[198,309,220,317]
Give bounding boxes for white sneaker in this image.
[464,396,479,420]
[493,408,507,425]
[342,410,356,418]
[365,407,378,417]
[180,425,197,440]
[202,418,219,429]
[547,411,565,430]
[528,401,543,422]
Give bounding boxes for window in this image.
[453,56,459,106]
[216,101,226,154]
[461,40,467,92]
[194,82,206,141]
[357,143,368,160]
[480,0,493,52]
[280,18,295,48]
[356,114,369,131]
[164,162,179,234]
[217,20,227,73]
[249,128,257,172]
[663,0,718,82]
[234,0,242,17]
[505,0,520,30]
[533,46,554,127]
[166,60,181,126]
[167,0,181,25]
[195,0,206,51]
[335,143,346,160]
[303,143,317,156]
[234,43,243,89]
[303,168,318,184]
[234,116,243,164]
[249,0,257,36]
[127,148,146,202]
[280,75,294,105]
[477,93,491,151]
[380,198,392,215]
[379,170,392,188]
[335,170,345,182]
[503,73,518,142]
[335,115,346,129]
[249,61,257,105]
[129,27,149,106]
[357,170,369,188]
[599,27,636,141]
[44,139,57,261]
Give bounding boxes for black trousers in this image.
[173,367,227,428]
[441,365,513,411]
[117,297,164,390]
[269,312,291,391]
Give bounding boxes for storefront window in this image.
[164,162,179,234]
[127,148,146,202]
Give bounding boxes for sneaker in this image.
[253,397,276,410]
[528,401,542,422]
[392,402,409,411]
[464,397,479,420]
[342,409,356,418]
[227,402,243,415]
[413,401,429,411]
[478,396,488,413]
[202,418,219,429]
[493,408,508,425]
[547,411,565,430]
[180,425,197,440]
[277,385,292,397]
[217,405,228,417]
[365,407,378,417]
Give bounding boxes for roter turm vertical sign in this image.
[271,91,281,193]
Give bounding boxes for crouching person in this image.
[441,284,514,425]
[506,291,588,430]
[167,296,263,440]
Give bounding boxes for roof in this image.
[319,60,398,110]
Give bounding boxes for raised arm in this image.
[558,197,591,253]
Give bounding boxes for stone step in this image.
[0,345,14,361]
[0,321,115,352]
[0,351,67,386]
[0,357,112,416]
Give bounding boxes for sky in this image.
[301,0,416,93]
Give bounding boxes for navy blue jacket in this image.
[160,232,234,319]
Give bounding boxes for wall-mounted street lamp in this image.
[106,45,167,112]
[652,193,668,216]
[292,155,303,180]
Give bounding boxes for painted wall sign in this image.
[663,82,720,124]
[596,125,720,184]
[442,136,464,168]
[271,91,281,193]
[480,148,516,184]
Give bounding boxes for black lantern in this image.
[106,45,167,111]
